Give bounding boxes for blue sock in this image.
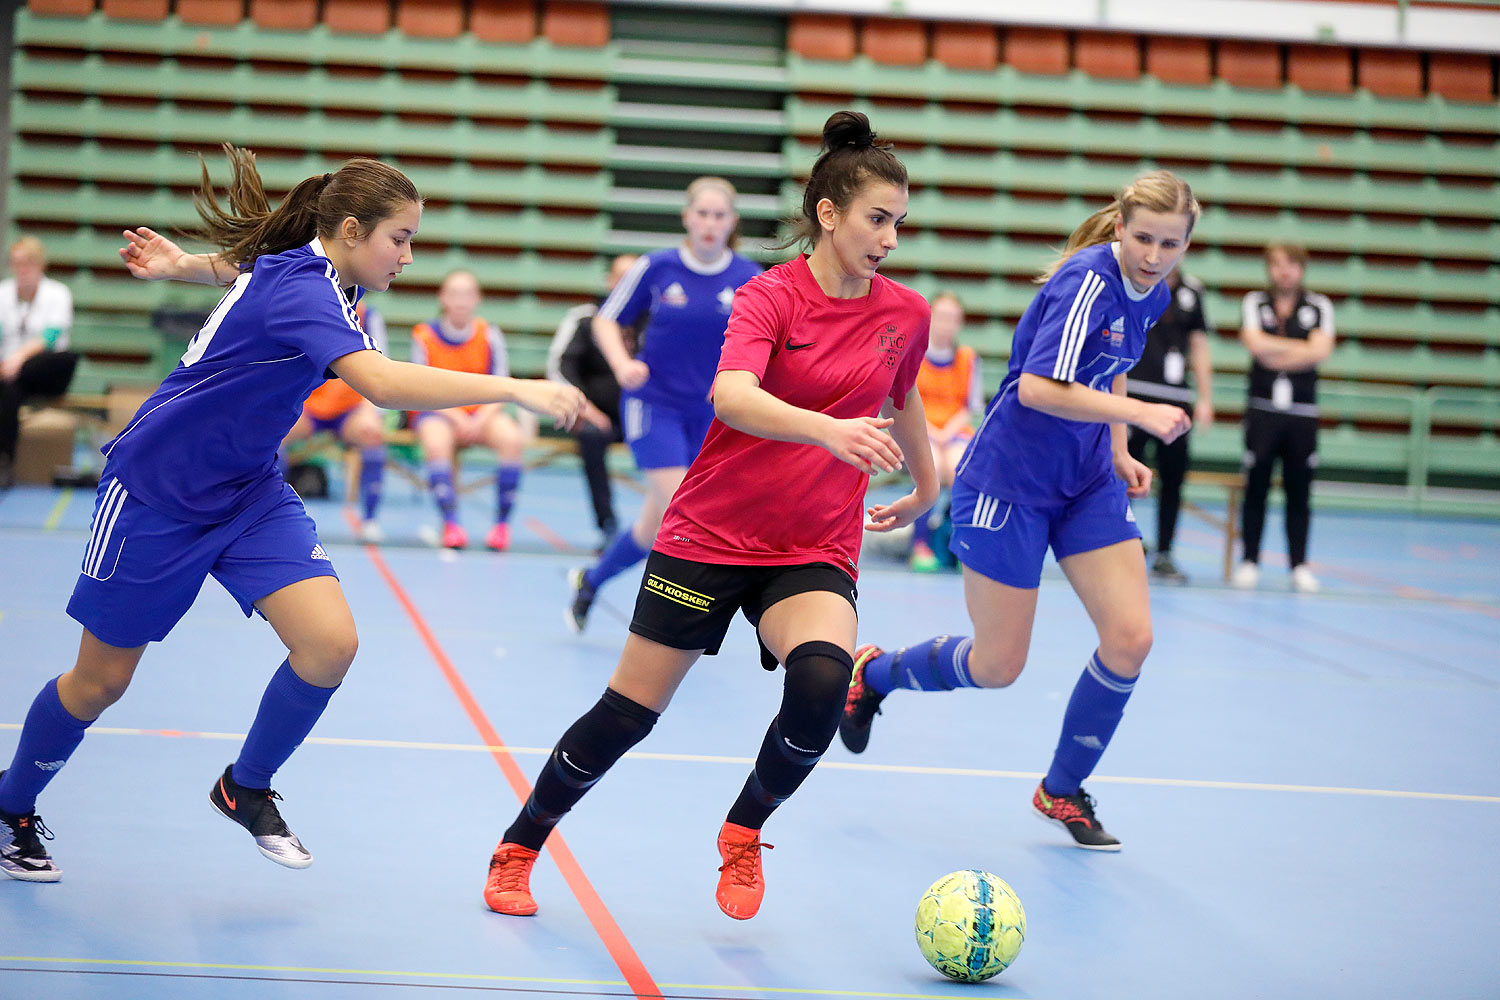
[863,635,980,696]
[427,463,457,523]
[1043,651,1137,797]
[359,447,385,521]
[495,463,522,523]
[232,659,339,789]
[584,528,650,590]
[0,677,92,815]
[911,507,933,549]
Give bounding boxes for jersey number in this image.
[181,273,251,367]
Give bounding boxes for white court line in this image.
[5,723,1496,805]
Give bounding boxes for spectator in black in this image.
[547,254,640,548]
[1,236,78,488]
[1126,268,1215,583]
[1234,241,1335,594]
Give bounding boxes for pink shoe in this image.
[484,842,540,915]
[441,522,468,549]
[715,821,772,920]
[485,522,511,552]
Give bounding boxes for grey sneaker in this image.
[209,765,313,869]
[1150,552,1188,584]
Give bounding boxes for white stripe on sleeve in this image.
[1054,271,1104,383]
[597,255,651,323]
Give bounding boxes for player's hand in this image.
[119,227,188,281]
[865,491,929,532]
[615,359,650,391]
[1,356,22,381]
[825,416,903,475]
[580,400,613,432]
[1135,402,1191,444]
[1115,452,1153,499]
[1193,399,1215,431]
[515,379,585,431]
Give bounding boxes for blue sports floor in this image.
[2,463,1497,999]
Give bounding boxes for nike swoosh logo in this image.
[219,776,236,810]
[785,342,815,351]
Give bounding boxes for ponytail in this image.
[188,144,420,278]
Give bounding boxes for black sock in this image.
[727,641,853,830]
[504,688,658,850]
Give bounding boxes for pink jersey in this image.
[655,255,930,580]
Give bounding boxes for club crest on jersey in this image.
[874,323,904,369]
[662,282,688,307]
[1105,316,1125,348]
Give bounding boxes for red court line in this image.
[524,515,575,554]
[352,520,662,999]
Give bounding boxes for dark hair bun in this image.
[822,110,876,151]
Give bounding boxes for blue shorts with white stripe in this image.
[947,475,1141,589]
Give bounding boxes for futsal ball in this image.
[913,869,1026,982]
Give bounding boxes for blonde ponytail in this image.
[1038,170,1200,283]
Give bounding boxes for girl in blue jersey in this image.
[566,177,761,632]
[0,147,581,882]
[839,171,1199,851]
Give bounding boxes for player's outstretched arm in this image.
[713,368,903,476]
[1018,372,1190,444]
[119,227,226,285]
[332,350,583,430]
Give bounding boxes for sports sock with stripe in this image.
[0,677,92,815]
[495,464,522,523]
[1043,651,1137,797]
[862,635,981,697]
[232,658,339,789]
[426,463,458,523]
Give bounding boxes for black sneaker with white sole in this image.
[209,764,313,869]
[0,773,61,882]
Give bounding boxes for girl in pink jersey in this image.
[483,111,939,921]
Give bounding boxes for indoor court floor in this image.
[2,465,1496,1000]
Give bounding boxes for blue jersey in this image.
[956,242,1170,505]
[599,246,760,409]
[103,239,378,522]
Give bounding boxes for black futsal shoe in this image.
[209,764,313,869]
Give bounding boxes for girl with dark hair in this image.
[483,111,938,921]
[0,146,583,882]
[841,171,1200,852]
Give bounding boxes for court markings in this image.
[4,724,1493,805]
[0,957,1018,1000]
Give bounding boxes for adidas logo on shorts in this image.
[310,544,330,562]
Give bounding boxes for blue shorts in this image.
[947,476,1141,589]
[620,392,714,470]
[66,477,339,648]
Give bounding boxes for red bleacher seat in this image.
[541,0,609,48]
[1429,52,1494,103]
[1145,35,1212,85]
[789,13,856,61]
[1003,26,1070,76]
[862,18,928,66]
[472,0,535,43]
[1287,44,1353,93]
[176,0,243,26]
[1075,31,1140,79]
[101,0,167,19]
[250,0,316,31]
[1358,48,1423,99]
[28,0,95,15]
[325,0,391,34]
[1217,40,1282,89]
[932,22,998,73]
[396,0,464,38]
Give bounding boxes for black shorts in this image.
[629,550,858,667]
